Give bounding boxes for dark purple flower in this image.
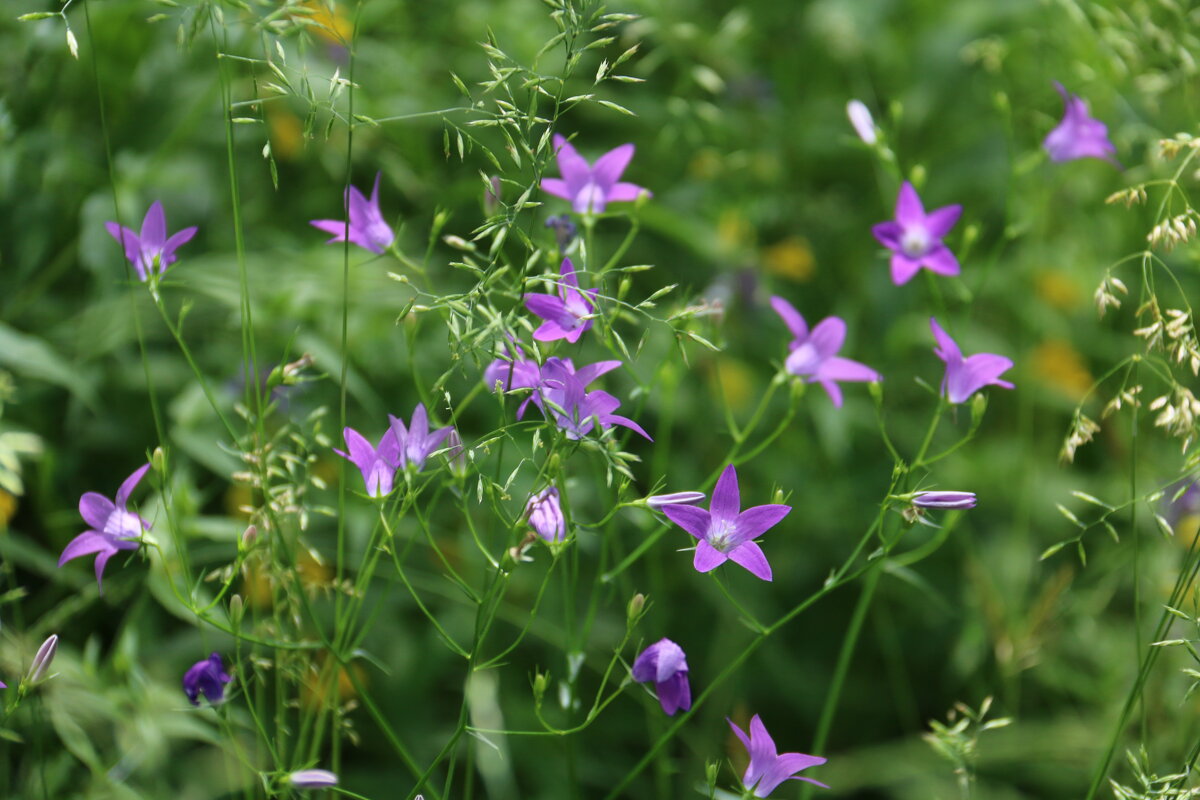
[541,134,650,214]
[334,426,400,497]
[661,464,789,581]
[728,714,828,797]
[912,491,976,509]
[525,258,599,343]
[930,318,1014,404]
[631,638,691,715]
[389,404,453,472]
[545,214,578,249]
[525,486,565,543]
[1043,82,1120,166]
[58,463,151,593]
[871,182,963,285]
[310,172,395,254]
[537,358,651,441]
[770,297,879,407]
[183,652,232,706]
[105,202,198,282]
[288,769,339,789]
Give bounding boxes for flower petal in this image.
[310,219,349,243]
[140,201,167,253]
[921,245,960,277]
[79,492,115,530]
[929,318,962,364]
[115,463,151,508]
[693,540,728,572]
[105,223,142,266]
[894,182,926,226]
[540,178,573,201]
[592,144,635,192]
[605,182,648,203]
[807,317,847,361]
[552,134,591,192]
[733,504,791,543]
[656,672,691,715]
[871,220,904,250]
[890,253,922,285]
[661,504,712,540]
[58,531,111,566]
[815,356,880,383]
[819,379,845,408]
[710,464,741,523]
[925,204,962,238]
[727,541,773,581]
[769,296,808,341]
[947,353,1015,403]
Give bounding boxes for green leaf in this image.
[0,323,95,406]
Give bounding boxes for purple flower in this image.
[310,172,395,254]
[541,134,650,214]
[334,426,400,497]
[524,258,599,343]
[770,297,880,408]
[871,182,963,285]
[545,214,578,249]
[930,318,1014,404]
[728,714,828,797]
[484,341,544,397]
[183,652,232,706]
[661,464,789,582]
[631,638,691,715]
[288,769,339,789]
[646,491,707,509]
[1043,82,1120,166]
[27,634,59,684]
[58,463,151,593]
[443,428,469,478]
[525,487,565,543]
[912,491,977,509]
[389,404,453,472]
[105,202,198,282]
[846,100,877,145]
[537,358,651,441]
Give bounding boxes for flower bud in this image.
[626,592,646,623]
[287,769,339,789]
[443,429,469,479]
[846,99,877,145]
[912,491,977,509]
[484,175,502,216]
[27,634,58,684]
[151,446,167,475]
[525,487,565,543]
[645,491,705,510]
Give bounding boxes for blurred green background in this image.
[2,0,1200,797]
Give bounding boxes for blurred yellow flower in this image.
[302,655,365,710]
[1031,339,1092,401]
[267,104,304,161]
[0,490,15,528]
[716,209,755,257]
[762,236,815,282]
[296,1,353,45]
[709,357,755,414]
[1034,270,1081,311]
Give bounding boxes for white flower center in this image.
[104,509,143,541]
[707,518,737,552]
[900,226,930,257]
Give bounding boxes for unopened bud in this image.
[242,525,258,545]
[151,446,167,475]
[287,769,338,789]
[970,392,988,426]
[626,592,645,623]
[27,634,58,684]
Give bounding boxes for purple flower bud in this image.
[27,634,58,684]
[912,491,977,509]
[484,175,502,216]
[631,638,691,715]
[645,491,706,509]
[443,429,469,478]
[545,214,578,250]
[525,487,566,543]
[183,653,232,706]
[846,99,877,145]
[287,769,339,789]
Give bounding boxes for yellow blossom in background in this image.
[1031,339,1092,401]
[1034,269,1081,311]
[296,1,353,45]
[301,655,365,710]
[267,104,304,161]
[225,483,255,520]
[708,357,755,414]
[688,148,723,180]
[716,209,755,258]
[1174,513,1200,546]
[0,490,15,528]
[297,545,333,590]
[762,236,815,282]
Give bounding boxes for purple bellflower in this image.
[310,172,396,254]
[631,638,691,715]
[728,714,828,797]
[389,404,453,472]
[525,487,565,543]
[661,464,790,582]
[334,427,400,497]
[58,463,152,593]
[105,202,198,282]
[930,318,1014,404]
[524,257,599,343]
[484,341,544,398]
[912,491,977,509]
[537,359,651,441]
[1044,82,1120,166]
[541,134,650,214]
[871,182,963,285]
[770,297,880,407]
[288,769,339,789]
[183,652,232,706]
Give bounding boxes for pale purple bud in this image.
[645,491,706,509]
[27,634,58,683]
[525,487,566,543]
[287,769,339,789]
[912,491,977,509]
[484,175,502,215]
[443,429,469,478]
[846,99,877,145]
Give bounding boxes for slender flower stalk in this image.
[631,638,691,715]
[661,464,790,581]
[871,182,963,285]
[540,134,650,214]
[929,318,1014,404]
[770,297,879,407]
[58,463,152,593]
[105,201,197,282]
[310,171,396,254]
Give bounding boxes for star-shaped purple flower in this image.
[524,257,599,343]
[58,463,151,593]
[930,317,1014,404]
[334,426,400,497]
[537,359,651,441]
[525,486,565,543]
[105,202,198,282]
[183,652,232,706]
[728,714,828,797]
[661,464,789,582]
[483,341,544,397]
[310,172,396,254]
[541,134,650,214]
[1043,82,1120,166]
[389,403,453,472]
[631,638,691,715]
[871,182,963,285]
[770,297,880,407]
